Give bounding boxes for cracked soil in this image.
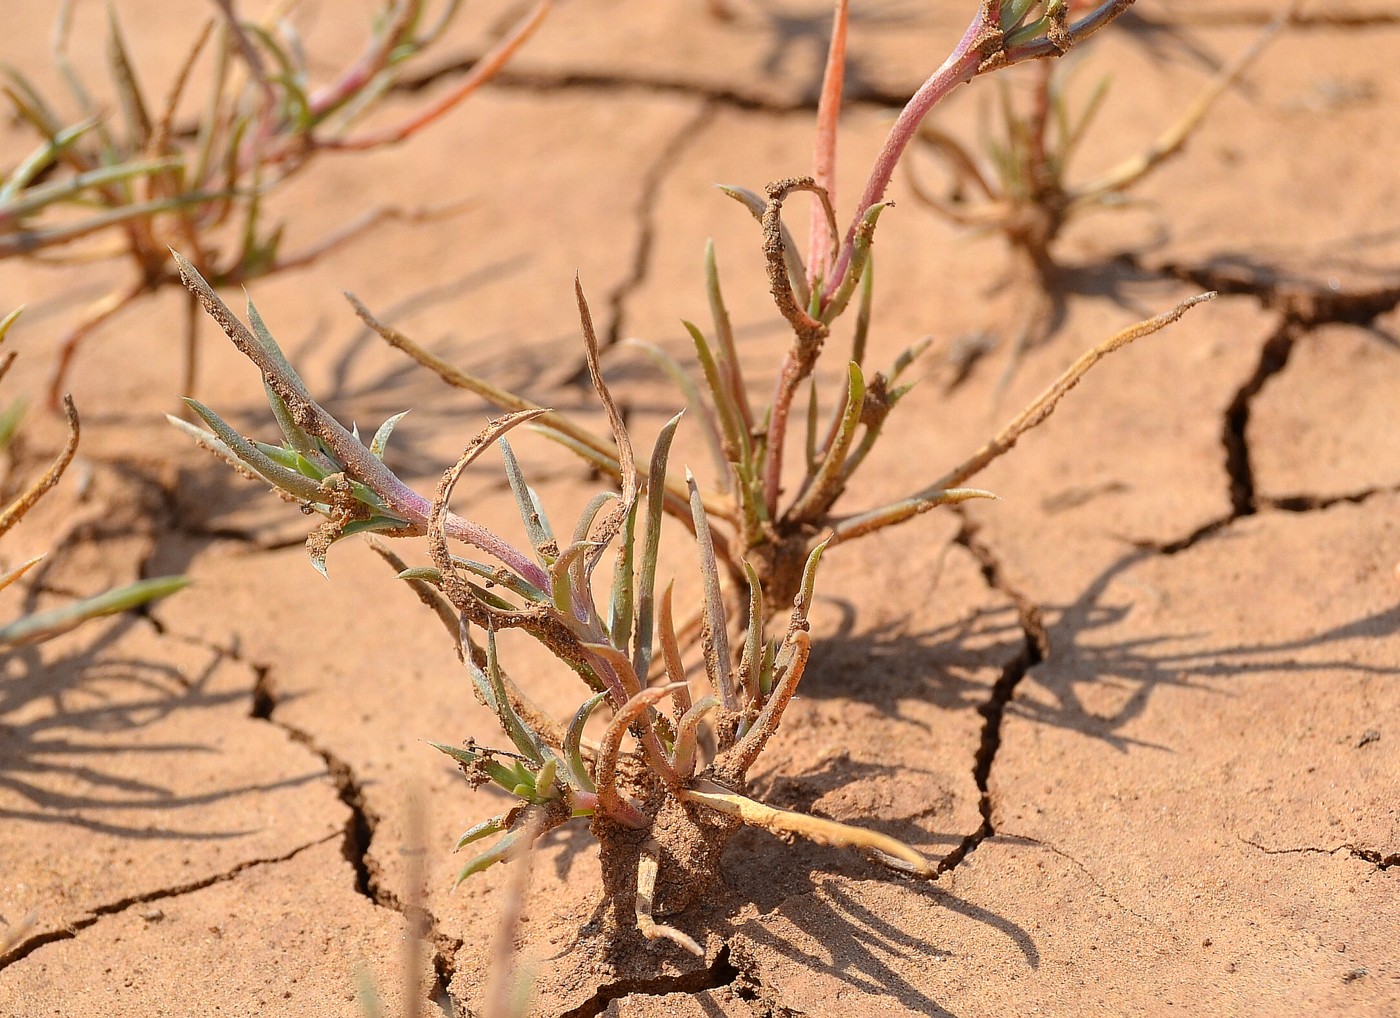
[1,1,1397,1015]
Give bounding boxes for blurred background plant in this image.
[0,308,185,648]
[0,0,551,410]
[172,257,940,955]
[905,1,1294,395]
[352,0,1209,611]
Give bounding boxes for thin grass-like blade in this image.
[621,339,726,489]
[0,397,78,539]
[489,624,548,764]
[683,320,749,471]
[821,203,887,324]
[737,562,765,703]
[0,555,44,594]
[924,293,1216,496]
[631,412,682,681]
[786,362,864,525]
[498,436,556,568]
[575,278,636,557]
[671,694,719,778]
[563,691,608,793]
[609,497,639,650]
[0,117,100,203]
[0,576,188,647]
[704,240,752,430]
[106,5,153,150]
[453,813,509,852]
[681,779,935,877]
[245,297,311,396]
[182,398,326,502]
[832,489,997,543]
[687,470,733,711]
[808,0,849,282]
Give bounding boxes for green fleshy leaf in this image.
[370,411,409,459]
[0,576,188,647]
[563,691,607,794]
[498,436,556,568]
[631,411,682,682]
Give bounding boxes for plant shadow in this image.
[0,614,322,840]
[803,542,1400,755]
[715,820,1036,1018]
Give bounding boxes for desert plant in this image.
[0,308,185,647]
[166,0,1222,961]
[171,256,939,955]
[350,0,1210,609]
[905,3,1291,387]
[1,0,551,408]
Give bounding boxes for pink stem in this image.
[808,0,849,286]
[823,6,996,302]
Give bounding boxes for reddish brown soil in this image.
[2,1,1397,1015]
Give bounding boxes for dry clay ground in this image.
[1,1,1398,1015]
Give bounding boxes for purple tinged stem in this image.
[824,5,995,302]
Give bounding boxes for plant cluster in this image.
[0,309,185,648]
[354,0,1203,610]
[905,3,1291,386]
[1,0,551,408]
[172,255,941,954]
[170,0,1219,959]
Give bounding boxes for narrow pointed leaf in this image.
[369,410,409,459]
[631,411,682,681]
[687,470,733,710]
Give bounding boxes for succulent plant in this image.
[1,0,552,409]
[347,0,1212,610]
[172,254,940,953]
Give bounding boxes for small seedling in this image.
[0,308,185,647]
[172,256,940,956]
[905,4,1292,389]
[351,0,1209,609]
[0,0,551,409]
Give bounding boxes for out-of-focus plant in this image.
[171,256,939,956]
[905,3,1291,387]
[0,308,185,647]
[351,0,1210,608]
[0,0,551,409]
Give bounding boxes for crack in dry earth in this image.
[935,519,1048,875]
[601,102,720,353]
[395,63,913,115]
[244,665,462,1008]
[999,830,1155,923]
[1117,264,1400,555]
[1262,484,1400,512]
[548,100,717,393]
[1238,836,1399,871]
[0,833,338,971]
[559,944,745,1018]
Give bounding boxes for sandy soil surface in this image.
[1,1,1397,1015]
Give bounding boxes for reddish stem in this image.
[823,4,998,302]
[807,0,849,286]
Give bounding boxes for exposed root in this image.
[635,841,704,956]
[681,778,936,878]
